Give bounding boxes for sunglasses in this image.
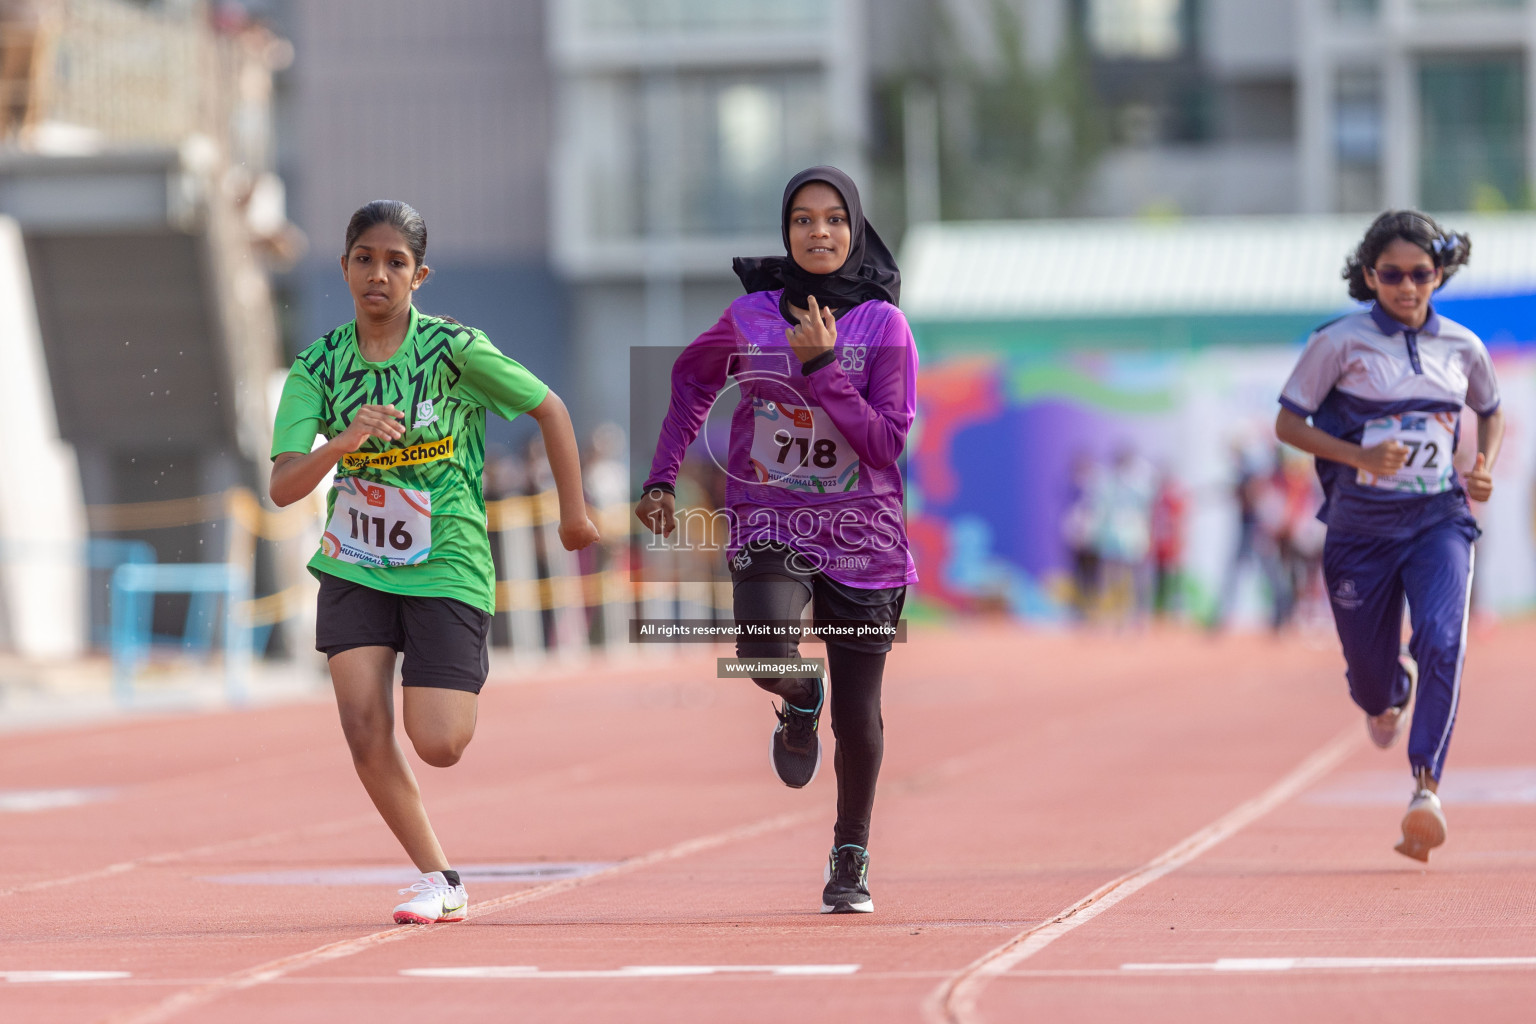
[1370,265,1438,286]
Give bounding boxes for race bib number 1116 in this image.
[323,479,432,567]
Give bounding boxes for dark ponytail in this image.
[1343,210,1471,302]
[343,199,428,270]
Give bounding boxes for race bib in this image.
[1357,411,1458,494]
[748,398,860,492]
[322,478,432,567]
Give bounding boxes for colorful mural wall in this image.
[909,298,1536,624]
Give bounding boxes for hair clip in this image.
[1431,233,1460,255]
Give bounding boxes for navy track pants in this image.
[1322,518,1476,782]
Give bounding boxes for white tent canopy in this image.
[901,213,1536,321]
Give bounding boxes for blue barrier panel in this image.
[86,539,156,570]
[0,539,156,650]
[88,539,156,649]
[110,562,252,707]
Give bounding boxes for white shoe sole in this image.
[393,909,466,924]
[394,910,433,925]
[1395,801,1446,863]
[821,852,872,913]
[1366,707,1407,749]
[393,902,467,924]
[1368,654,1418,749]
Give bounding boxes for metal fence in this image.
[29,486,734,699]
[41,0,286,170]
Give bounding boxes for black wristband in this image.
[641,481,675,498]
[801,350,837,376]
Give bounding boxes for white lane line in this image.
[200,861,616,887]
[924,725,1362,1024]
[1,759,610,899]
[90,739,1009,1023]
[0,816,378,900]
[99,806,823,1024]
[1122,957,1536,973]
[1307,765,1536,807]
[8,713,1002,901]
[0,788,114,813]
[3,971,131,983]
[401,964,861,980]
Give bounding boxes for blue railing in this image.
[109,562,252,705]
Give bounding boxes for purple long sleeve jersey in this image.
[644,290,919,589]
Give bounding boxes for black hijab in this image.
[732,166,900,316]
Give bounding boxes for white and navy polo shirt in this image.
[1279,303,1501,538]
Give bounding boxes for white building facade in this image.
[546,0,868,429]
[1298,0,1536,214]
[1040,0,1536,217]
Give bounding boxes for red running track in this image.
[2,622,1535,1023]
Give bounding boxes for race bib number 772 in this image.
[1357,411,1458,494]
[323,479,433,567]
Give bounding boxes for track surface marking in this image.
[1120,956,1536,972]
[101,806,816,1024]
[106,738,1020,1024]
[924,725,1362,1024]
[2,624,1534,1023]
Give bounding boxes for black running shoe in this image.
[821,844,873,914]
[770,680,823,789]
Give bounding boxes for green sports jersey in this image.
[271,307,549,613]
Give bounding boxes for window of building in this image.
[1339,0,1527,13]
[574,0,829,34]
[1334,0,1379,16]
[1086,0,1185,60]
[1413,0,1525,10]
[1335,68,1382,212]
[1418,54,1526,209]
[572,71,831,241]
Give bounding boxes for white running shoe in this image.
[1367,651,1418,749]
[1394,788,1447,863]
[393,870,468,924]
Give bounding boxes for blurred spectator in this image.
[1096,446,1156,626]
[1212,443,1288,632]
[1150,468,1186,618]
[1254,452,1295,627]
[1273,447,1326,630]
[0,0,59,142]
[583,422,628,510]
[1061,452,1103,621]
[483,446,529,502]
[522,434,555,495]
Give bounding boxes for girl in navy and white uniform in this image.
[1275,211,1504,861]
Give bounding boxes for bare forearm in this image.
[271,403,405,506]
[1275,409,1366,470]
[1477,408,1505,468]
[529,392,587,521]
[269,440,346,506]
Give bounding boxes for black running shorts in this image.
[314,572,491,693]
[729,541,906,655]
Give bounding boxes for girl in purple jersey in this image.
[636,167,916,913]
[1275,211,1504,861]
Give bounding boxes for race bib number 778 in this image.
[748,399,860,492]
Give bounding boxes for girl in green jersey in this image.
[270,200,599,924]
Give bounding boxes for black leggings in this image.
[734,573,887,850]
